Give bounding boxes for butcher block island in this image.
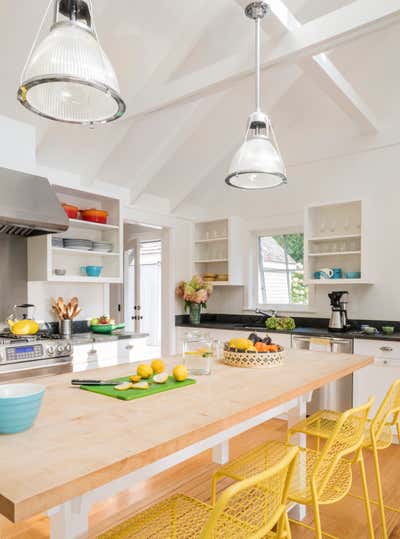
[0,350,372,538]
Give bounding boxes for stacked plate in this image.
[92,241,113,253]
[52,237,64,248]
[63,238,93,251]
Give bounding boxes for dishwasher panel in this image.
[292,335,353,414]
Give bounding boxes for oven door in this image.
[0,357,73,382]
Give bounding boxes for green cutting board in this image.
[80,376,196,401]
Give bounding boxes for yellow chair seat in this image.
[290,410,393,450]
[215,440,352,506]
[99,493,280,539]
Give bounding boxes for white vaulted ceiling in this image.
[1,0,400,218]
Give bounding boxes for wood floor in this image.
[1,419,400,538]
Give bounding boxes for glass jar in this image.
[183,331,215,375]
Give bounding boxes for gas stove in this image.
[0,333,73,380]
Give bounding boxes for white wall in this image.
[27,282,109,323]
[206,142,400,321]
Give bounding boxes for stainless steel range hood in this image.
[0,167,69,236]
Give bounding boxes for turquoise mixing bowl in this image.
[0,383,44,434]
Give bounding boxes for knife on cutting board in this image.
[71,379,120,386]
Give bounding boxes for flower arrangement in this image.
[176,276,213,324]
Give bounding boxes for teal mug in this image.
[80,265,103,277]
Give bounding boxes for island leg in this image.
[287,393,312,521]
[212,439,230,464]
[48,496,89,539]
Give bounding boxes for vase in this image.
[189,303,201,325]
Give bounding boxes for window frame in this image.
[250,228,315,313]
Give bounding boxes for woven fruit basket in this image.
[223,344,285,368]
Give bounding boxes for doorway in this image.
[123,223,163,359]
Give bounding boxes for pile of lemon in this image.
[115,359,188,391]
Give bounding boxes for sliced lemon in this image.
[115,382,133,391]
[153,372,168,384]
[130,375,141,382]
[131,381,149,390]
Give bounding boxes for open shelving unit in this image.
[304,200,373,285]
[192,217,246,286]
[28,186,123,283]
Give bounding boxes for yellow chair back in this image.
[371,379,400,441]
[200,445,299,539]
[311,397,374,497]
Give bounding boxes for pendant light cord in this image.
[255,17,261,112]
[20,0,53,83]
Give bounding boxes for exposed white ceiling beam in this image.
[129,93,224,204]
[89,1,229,182]
[125,0,231,115]
[264,0,377,133]
[128,0,400,120]
[171,67,302,212]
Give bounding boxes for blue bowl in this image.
[85,265,103,277]
[344,271,361,279]
[0,384,44,434]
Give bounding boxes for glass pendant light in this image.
[17,0,126,125]
[225,2,287,190]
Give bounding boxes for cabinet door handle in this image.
[379,346,393,352]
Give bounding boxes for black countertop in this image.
[175,314,400,342]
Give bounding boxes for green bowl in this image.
[382,326,395,335]
[90,323,125,334]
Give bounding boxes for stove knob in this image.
[65,343,72,353]
[57,345,65,354]
[47,346,55,355]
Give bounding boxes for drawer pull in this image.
[379,346,393,352]
[125,345,134,350]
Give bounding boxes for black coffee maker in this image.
[328,291,350,332]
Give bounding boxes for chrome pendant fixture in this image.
[17,0,126,125]
[225,2,287,190]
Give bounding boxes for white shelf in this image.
[52,247,120,257]
[194,237,228,243]
[208,281,243,286]
[67,218,119,231]
[306,279,372,285]
[308,234,361,242]
[194,259,228,263]
[49,275,122,283]
[309,251,361,257]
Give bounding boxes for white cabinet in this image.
[353,339,400,418]
[193,217,247,286]
[28,185,123,284]
[72,338,147,372]
[304,199,374,285]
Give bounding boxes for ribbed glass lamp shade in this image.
[225,135,287,190]
[18,23,125,124]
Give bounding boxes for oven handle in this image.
[292,336,352,345]
[3,358,72,371]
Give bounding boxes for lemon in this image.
[228,338,253,350]
[151,359,165,374]
[173,365,188,382]
[137,364,153,379]
[131,381,149,390]
[129,375,141,382]
[115,382,133,391]
[153,372,168,384]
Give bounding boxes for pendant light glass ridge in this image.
[17,0,126,125]
[225,115,287,190]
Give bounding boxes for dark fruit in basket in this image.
[248,333,262,344]
[262,336,272,345]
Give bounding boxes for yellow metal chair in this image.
[288,379,400,539]
[211,398,375,539]
[99,445,299,539]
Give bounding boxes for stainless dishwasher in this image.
[292,335,353,414]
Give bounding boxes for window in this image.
[257,233,308,306]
